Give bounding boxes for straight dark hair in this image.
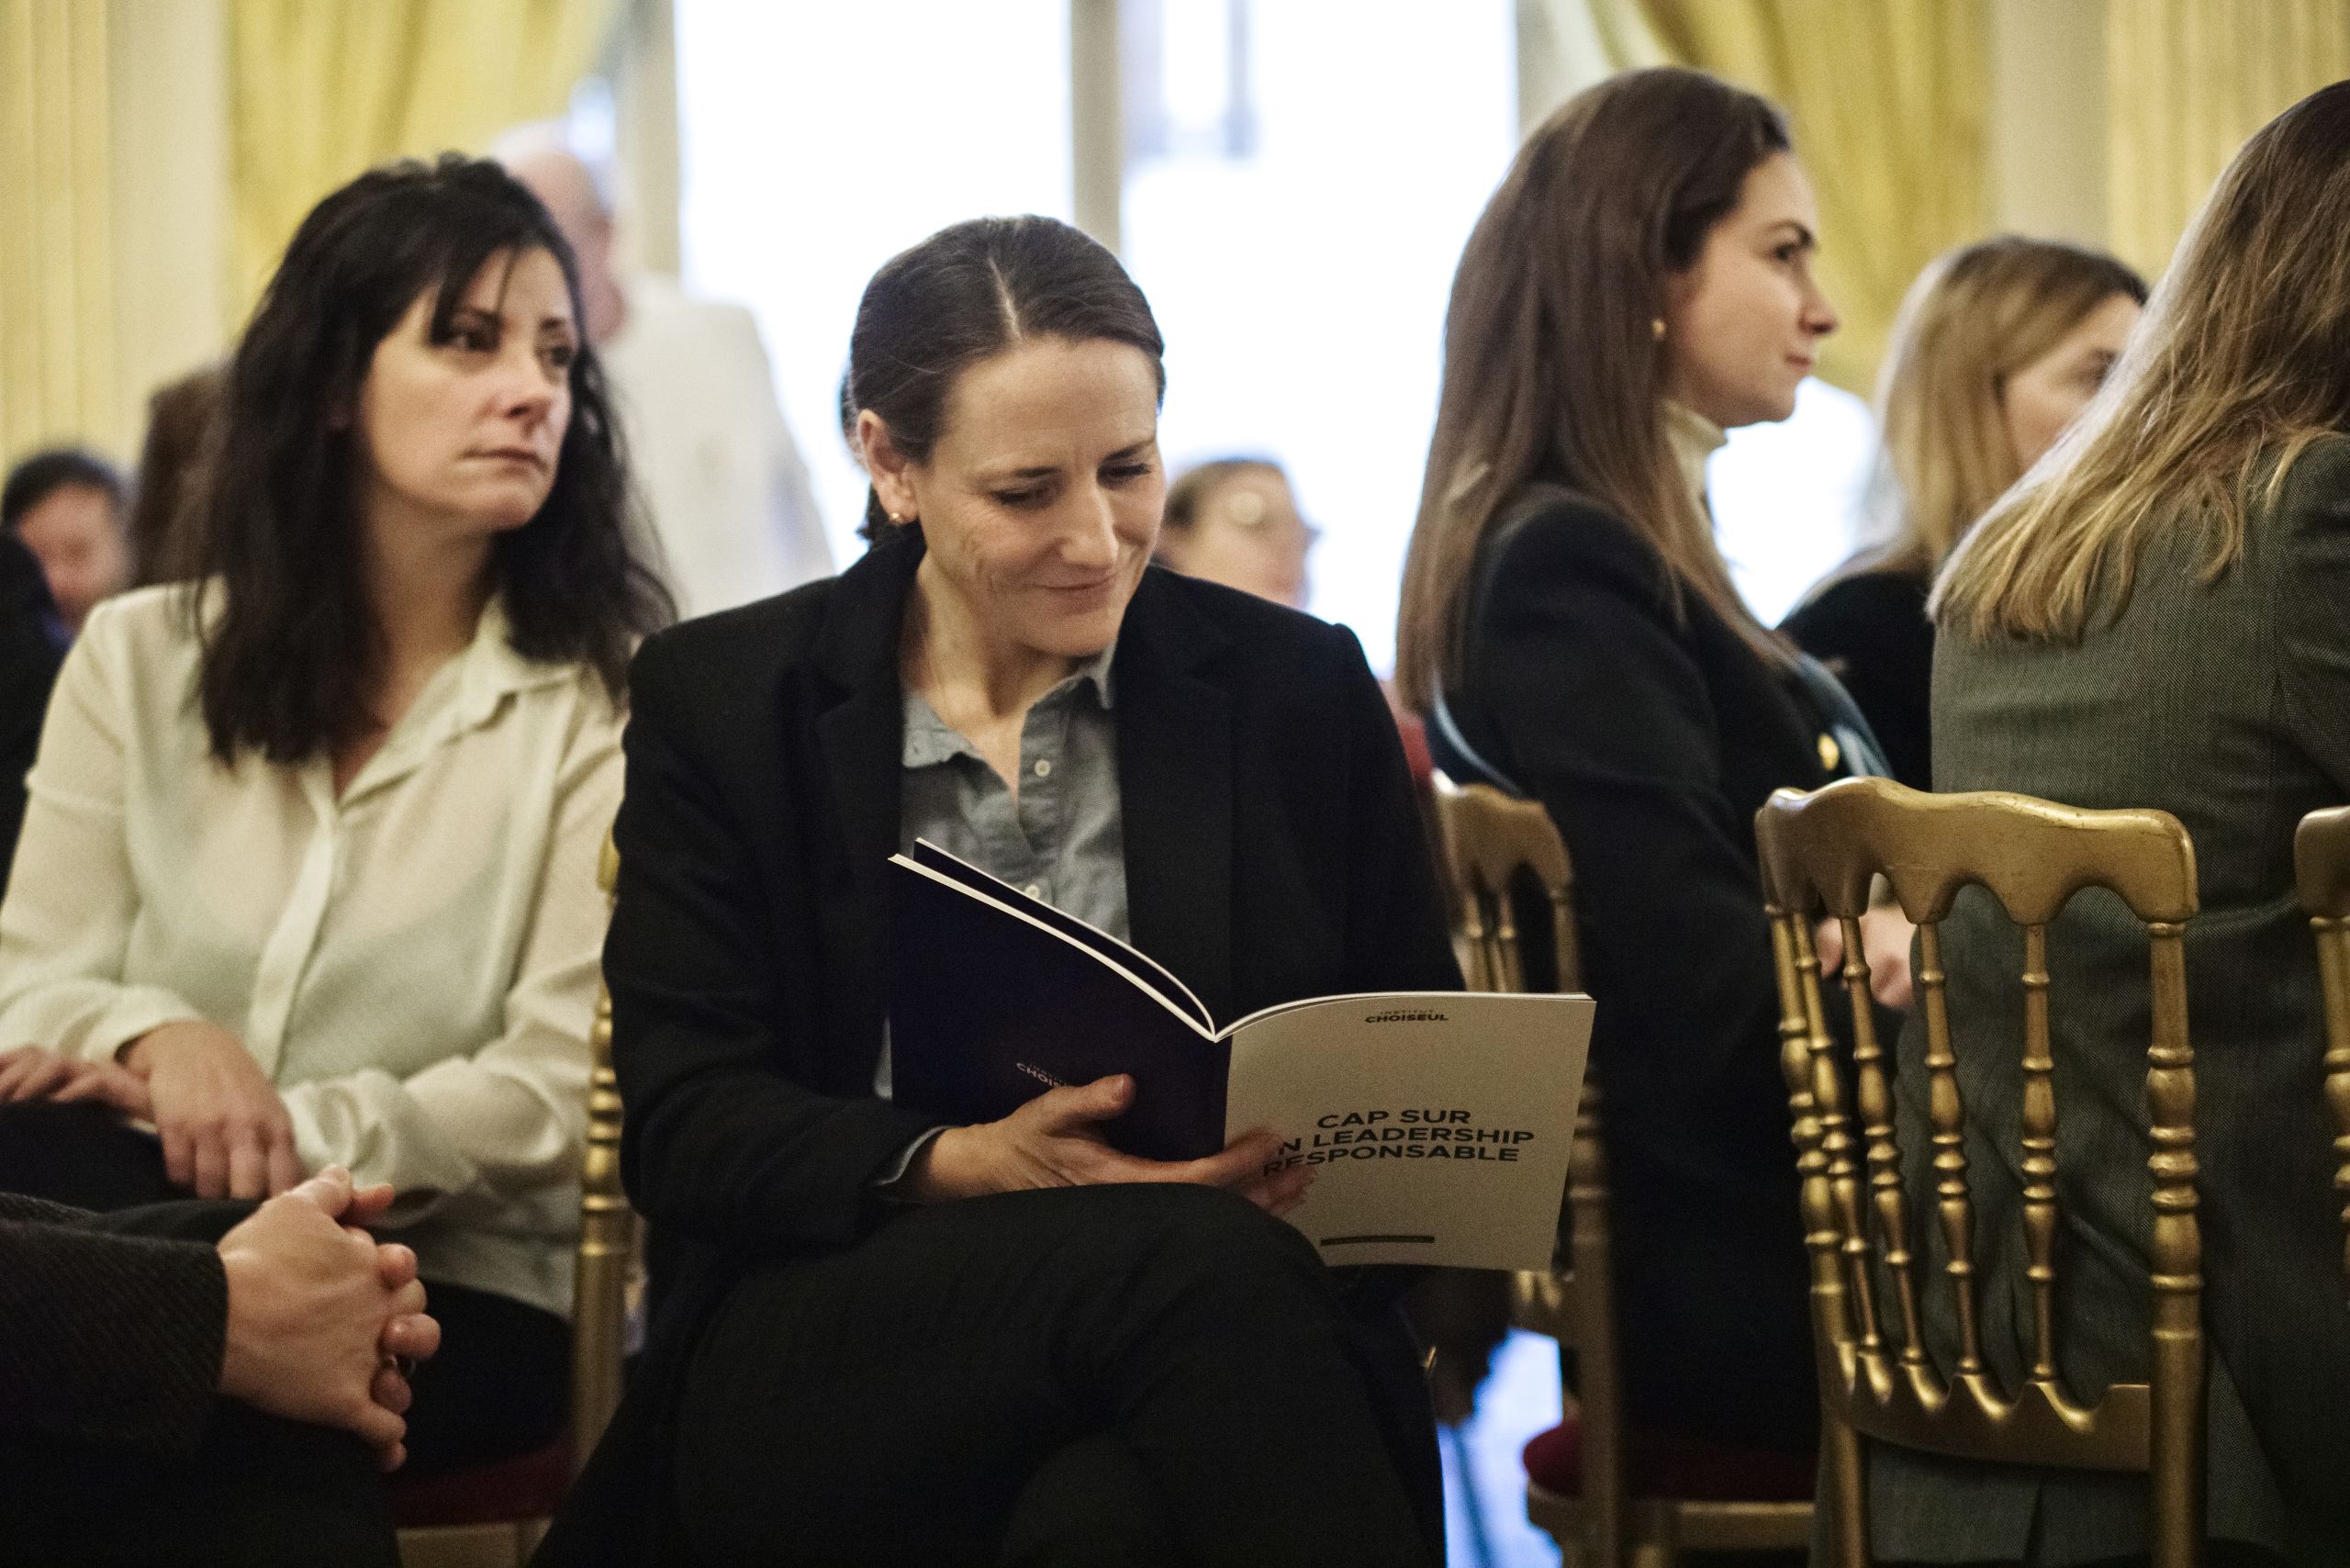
[1396,68,1793,709]
[189,154,671,764]
[847,216,1164,542]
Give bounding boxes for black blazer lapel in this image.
[1115,569,1238,1025]
[810,535,923,1088]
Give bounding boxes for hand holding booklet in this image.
[888,842,1595,1271]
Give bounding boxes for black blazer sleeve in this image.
[1455,502,1791,1130]
[606,632,937,1257]
[0,1193,226,1453]
[1780,568,1934,790]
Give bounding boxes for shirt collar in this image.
[451,594,576,733]
[900,640,1119,770]
[1663,399,1728,512]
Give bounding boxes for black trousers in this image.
[0,1194,397,1568]
[0,1100,569,1473]
[673,1182,1442,1567]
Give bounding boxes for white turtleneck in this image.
[1663,399,1728,513]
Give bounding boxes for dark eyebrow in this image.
[996,441,1154,482]
[1769,221,1818,251]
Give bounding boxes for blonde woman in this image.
[1396,67,1886,1472]
[1156,458,1315,610]
[1782,238,2143,788]
[1884,84,2350,1568]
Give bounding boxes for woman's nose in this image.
[1805,282,1839,338]
[1058,487,1119,563]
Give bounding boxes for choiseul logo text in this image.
[1362,1008,1449,1025]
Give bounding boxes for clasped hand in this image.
[901,1072,1313,1215]
[1813,902,1918,1012]
[217,1166,441,1472]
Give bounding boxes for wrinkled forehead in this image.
[935,339,1161,469]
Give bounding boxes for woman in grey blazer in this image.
[1879,83,2350,1568]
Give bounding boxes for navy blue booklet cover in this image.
[887,842,1229,1161]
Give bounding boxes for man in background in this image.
[498,128,833,618]
[3,448,132,639]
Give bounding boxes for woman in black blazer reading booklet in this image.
[541,217,1464,1568]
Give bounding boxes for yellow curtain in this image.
[1,0,117,465]
[1590,0,1991,396]
[227,0,618,319]
[2106,0,2350,279]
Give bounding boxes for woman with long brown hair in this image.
[1397,66,1871,1469]
[1783,238,2143,789]
[1892,84,2350,1568]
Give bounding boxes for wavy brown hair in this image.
[189,155,671,764]
[1853,238,2143,583]
[1395,68,1791,710]
[1936,82,2350,642]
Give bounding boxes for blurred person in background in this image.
[128,364,228,588]
[3,447,133,638]
[1157,457,1315,610]
[498,125,833,616]
[1782,238,2144,789]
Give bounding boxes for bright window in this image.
[675,0,1072,569]
[673,3,1871,655]
[1120,0,1517,672]
[1712,377,1876,627]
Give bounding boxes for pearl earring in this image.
[1651,317,1667,342]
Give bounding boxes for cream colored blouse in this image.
[0,585,621,1316]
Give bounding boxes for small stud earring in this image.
[1651,317,1667,342]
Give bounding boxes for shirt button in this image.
[1024,882,1045,900]
[1032,757,1052,778]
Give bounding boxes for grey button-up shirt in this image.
[875,643,1127,1104]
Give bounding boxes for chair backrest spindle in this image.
[2291,806,2350,1286]
[1757,778,2205,1568]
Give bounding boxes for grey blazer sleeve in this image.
[2275,439,2350,790]
[0,1193,228,1453]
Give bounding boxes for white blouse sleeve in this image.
[0,608,207,1058]
[277,701,620,1224]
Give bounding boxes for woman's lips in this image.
[473,448,549,470]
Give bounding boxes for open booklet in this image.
[888,840,1595,1271]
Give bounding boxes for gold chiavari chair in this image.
[393,836,639,1568]
[1429,772,1813,1568]
[2290,804,2350,1282]
[567,834,638,1469]
[1756,777,2205,1568]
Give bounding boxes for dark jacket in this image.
[1428,486,1844,1452]
[0,1192,227,1453]
[1868,438,2350,1566]
[539,532,1461,1563]
[1781,564,1934,791]
[1,532,64,894]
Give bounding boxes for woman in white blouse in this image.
[0,155,669,1473]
